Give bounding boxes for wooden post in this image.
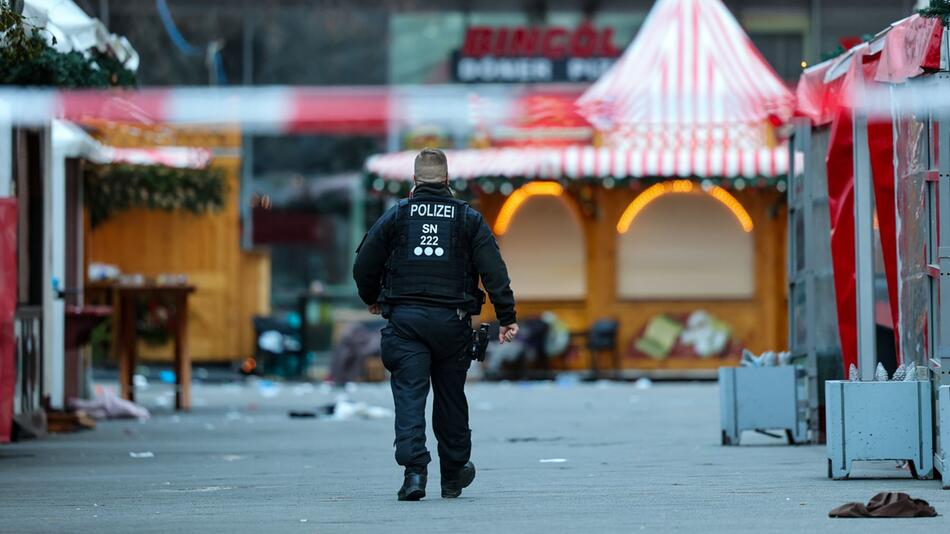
[173,291,191,411]
[118,293,136,401]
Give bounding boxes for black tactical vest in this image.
[383,197,478,304]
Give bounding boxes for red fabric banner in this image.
[0,198,17,443]
[868,117,901,362]
[825,107,858,371]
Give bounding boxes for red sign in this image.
[462,24,622,59]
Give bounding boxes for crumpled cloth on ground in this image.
[69,392,150,420]
[829,492,937,518]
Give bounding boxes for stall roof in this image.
[366,0,794,182]
[54,120,211,169]
[368,145,790,182]
[794,14,944,125]
[23,0,139,71]
[577,0,794,137]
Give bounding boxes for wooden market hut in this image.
[366,0,794,376]
[82,122,270,364]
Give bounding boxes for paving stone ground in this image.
[2,380,948,533]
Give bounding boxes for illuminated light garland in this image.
[706,187,754,232]
[493,181,564,234]
[616,180,753,234]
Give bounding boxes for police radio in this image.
[470,323,491,362]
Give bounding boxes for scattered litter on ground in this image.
[634,378,653,390]
[344,382,358,394]
[70,393,150,420]
[539,458,567,463]
[218,454,243,462]
[224,411,243,422]
[829,492,937,518]
[158,486,234,493]
[129,452,154,459]
[257,380,280,398]
[555,373,581,388]
[300,519,308,523]
[222,383,243,395]
[507,437,563,443]
[288,397,392,421]
[332,398,392,420]
[195,367,210,380]
[292,383,315,396]
[319,382,334,395]
[133,374,149,389]
[159,370,176,384]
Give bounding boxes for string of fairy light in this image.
[368,174,789,197]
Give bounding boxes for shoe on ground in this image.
[397,470,427,501]
[441,461,476,499]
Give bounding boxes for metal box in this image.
[937,385,950,488]
[719,366,808,446]
[825,380,933,479]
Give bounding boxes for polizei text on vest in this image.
[409,203,456,219]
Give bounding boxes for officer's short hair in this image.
[414,148,448,183]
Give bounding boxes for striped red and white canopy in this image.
[577,0,795,149]
[366,144,790,181]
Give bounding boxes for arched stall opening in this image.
[616,180,755,299]
[612,180,764,367]
[494,182,587,301]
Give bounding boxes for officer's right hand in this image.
[368,303,382,315]
[499,323,519,344]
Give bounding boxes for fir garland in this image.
[0,4,136,88]
[920,0,950,23]
[85,163,227,227]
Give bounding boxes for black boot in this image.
[441,461,476,498]
[397,468,427,501]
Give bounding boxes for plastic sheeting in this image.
[893,101,931,368]
[810,128,841,353]
[868,116,900,361]
[0,199,16,443]
[874,15,943,84]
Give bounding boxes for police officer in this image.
[353,148,518,501]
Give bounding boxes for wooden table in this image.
[87,283,196,410]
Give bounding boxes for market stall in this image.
[366,0,794,377]
[792,11,948,479]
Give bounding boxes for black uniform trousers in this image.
[380,304,472,476]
